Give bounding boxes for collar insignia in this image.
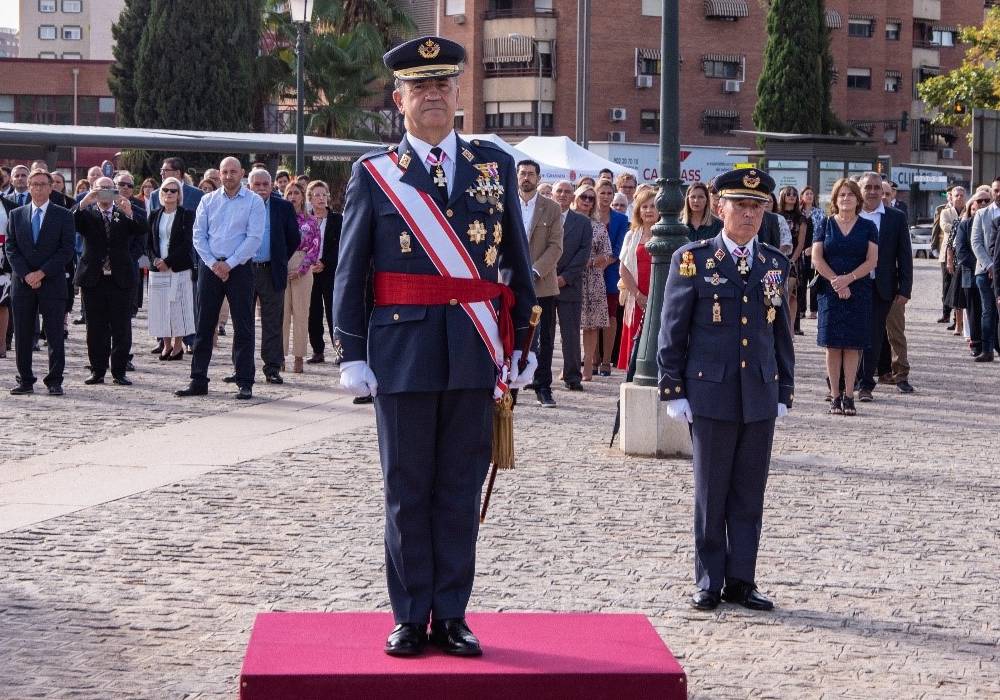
[714,248,726,261]
[462,148,475,162]
[398,153,411,170]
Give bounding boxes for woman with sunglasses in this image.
[146,177,196,360]
[573,184,612,381]
[951,187,992,358]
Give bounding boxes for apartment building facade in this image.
[437,0,989,174]
[17,0,125,61]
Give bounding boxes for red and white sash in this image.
[362,151,508,397]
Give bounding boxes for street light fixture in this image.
[288,0,314,176]
[508,33,544,137]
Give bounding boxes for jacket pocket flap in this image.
[760,360,778,383]
[697,283,737,298]
[684,363,725,382]
[370,305,427,327]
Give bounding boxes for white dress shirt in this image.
[520,192,538,239]
[158,210,176,259]
[859,203,885,279]
[407,131,457,196]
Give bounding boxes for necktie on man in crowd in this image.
[734,245,751,280]
[31,208,42,243]
[428,146,448,203]
[19,192,28,206]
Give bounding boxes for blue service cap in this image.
[714,168,776,202]
[384,36,466,81]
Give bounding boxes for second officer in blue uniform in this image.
[332,37,537,656]
[657,168,795,612]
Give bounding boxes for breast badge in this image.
[705,259,716,270]
[399,231,412,254]
[493,222,503,245]
[679,251,696,277]
[712,294,722,324]
[467,220,487,244]
[484,245,498,267]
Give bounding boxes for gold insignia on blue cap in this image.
[418,40,441,59]
[716,167,773,202]
[742,171,761,189]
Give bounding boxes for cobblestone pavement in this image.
[1,259,997,699]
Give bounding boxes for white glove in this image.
[340,360,378,398]
[665,398,693,424]
[507,350,538,390]
[777,403,789,419]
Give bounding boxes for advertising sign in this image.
[589,142,748,184]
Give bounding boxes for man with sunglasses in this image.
[972,177,1000,361]
[115,172,148,320]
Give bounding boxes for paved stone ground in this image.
[1,259,998,699]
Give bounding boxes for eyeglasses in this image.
[118,182,134,188]
[975,199,990,205]
[579,195,596,202]
[161,188,179,194]
[159,168,178,175]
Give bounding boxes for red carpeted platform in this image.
[240,612,686,699]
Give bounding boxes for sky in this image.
[0,6,17,31]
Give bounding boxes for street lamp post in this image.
[632,0,689,387]
[288,0,314,176]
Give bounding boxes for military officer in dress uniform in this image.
[657,168,795,612]
[332,36,538,657]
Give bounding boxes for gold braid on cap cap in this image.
[719,188,768,200]
[393,63,464,80]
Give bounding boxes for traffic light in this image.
[877,156,892,176]
[954,101,967,115]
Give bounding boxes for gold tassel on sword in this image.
[481,304,542,523]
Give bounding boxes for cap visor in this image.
[719,191,768,202]
[393,65,463,81]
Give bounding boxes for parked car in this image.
[910,224,934,258]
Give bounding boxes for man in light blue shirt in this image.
[177,157,264,399]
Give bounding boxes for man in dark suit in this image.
[147,157,205,213]
[2,165,31,212]
[332,37,537,657]
[658,168,794,612]
[856,172,913,400]
[243,168,299,384]
[4,169,76,395]
[305,180,342,364]
[888,182,909,222]
[552,179,592,390]
[114,171,149,319]
[73,178,147,385]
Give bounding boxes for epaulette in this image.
[759,241,782,255]
[467,138,506,153]
[357,145,394,162]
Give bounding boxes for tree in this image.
[108,0,151,127]
[918,7,1000,129]
[753,0,826,135]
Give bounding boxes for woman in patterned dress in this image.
[573,184,612,381]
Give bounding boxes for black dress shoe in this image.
[973,352,995,363]
[73,316,86,325]
[236,386,253,400]
[857,388,874,402]
[175,384,208,397]
[936,316,950,323]
[47,384,64,396]
[112,375,133,386]
[722,581,774,611]
[10,384,34,395]
[565,381,584,391]
[353,395,374,405]
[223,375,237,383]
[264,372,284,385]
[690,589,721,610]
[896,380,915,393]
[306,354,325,364]
[535,388,557,407]
[429,618,482,657]
[166,349,184,361]
[125,361,136,372]
[384,623,427,657]
[946,323,956,331]
[150,343,164,355]
[84,373,105,385]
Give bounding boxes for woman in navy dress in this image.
[811,178,879,416]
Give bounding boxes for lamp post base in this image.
[619,383,692,458]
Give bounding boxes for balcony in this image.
[483,1,557,21]
[912,0,940,21]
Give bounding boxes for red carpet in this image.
[240,612,686,699]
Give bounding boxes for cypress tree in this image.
[752,0,825,134]
[109,0,151,127]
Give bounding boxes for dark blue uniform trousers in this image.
[190,262,255,388]
[690,415,775,593]
[374,388,493,624]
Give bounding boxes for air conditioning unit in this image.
[453,14,466,24]
[609,107,627,122]
[940,147,956,159]
[723,80,741,93]
[636,75,654,89]
[608,131,627,143]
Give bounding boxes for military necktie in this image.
[733,245,751,280]
[428,147,448,203]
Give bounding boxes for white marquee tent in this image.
[515,136,638,182]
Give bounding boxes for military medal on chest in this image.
[736,256,751,277]
[679,250,696,277]
[712,293,722,324]
[484,245,498,267]
[493,222,503,245]
[399,230,412,254]
[467,220,487,245]
[762,269,784,323]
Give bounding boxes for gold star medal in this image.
[467,220,487,244]
[767,307,777,324]
[493,222,503,245]
[484,245,498,267]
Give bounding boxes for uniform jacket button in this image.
[741,360,747,368]
[393,313,400,320]
[449,298,458,306]
[742,338,748,346]
[446,209,454,217]
[743,295,748,303]
[741,316,748,325]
